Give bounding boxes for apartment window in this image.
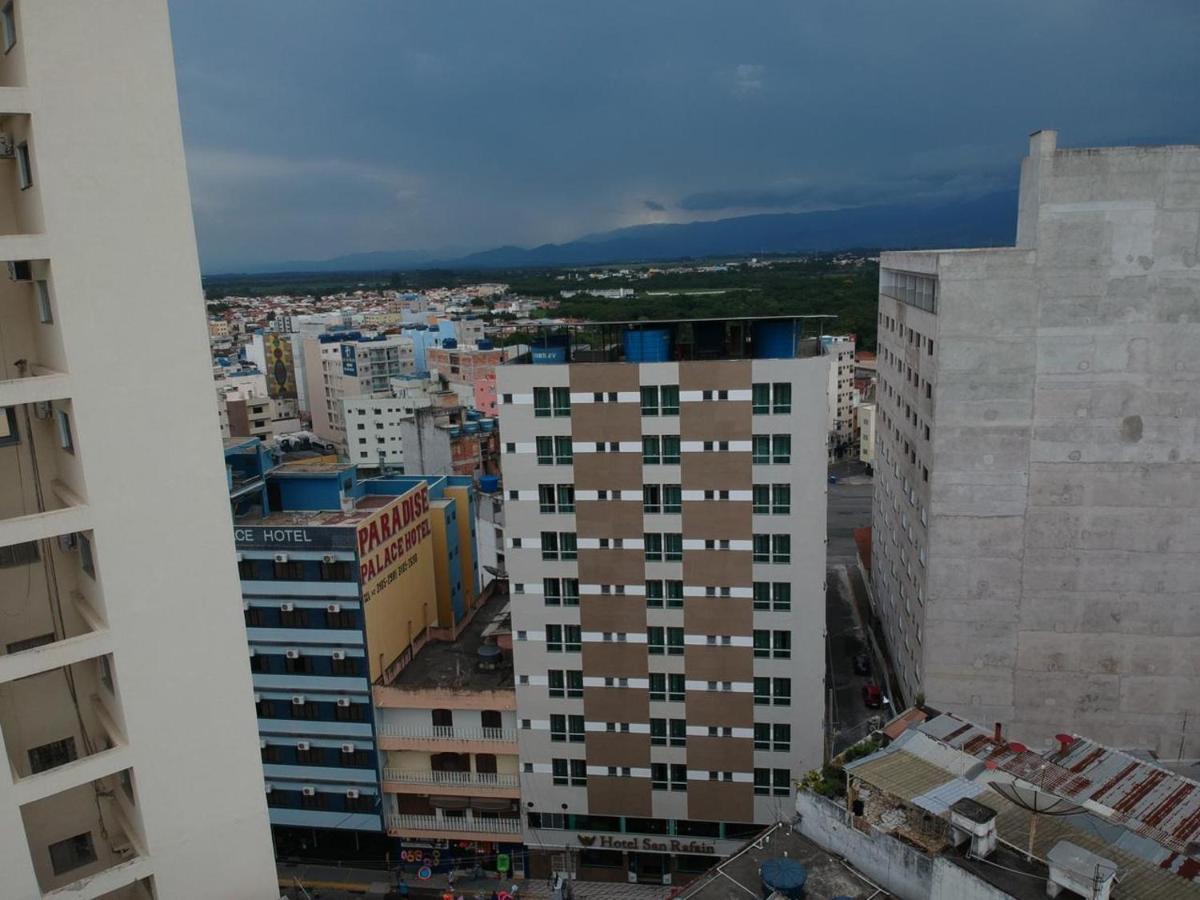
[325,607,353,629]
[538,484,556,513]
[753,768,771,796]
[655,434,679,463]
[752,581,771,611]
[666,579,683,608]
[546,624,563,652]
[569,759,587,786]
[535,436,554,464]
[645,579,664,608]
[557,484,575,512]
[56,408,73,453]
[771,534,791,564]
[772,582,791,611]
[662,484,682,513]
[773,768,791,796]
[651,762,669,789]
[278,606,307,626]
[644,533,663,562]
[533,387,551,417]
[667,673,685,702]
[35,280,52,324]
[753,630,771,658]
[771,484,790,514]
[772,630,791,658]
[552,387,571,417]
[284,653,311,674]
[772,383,792,414]
[650,718,667,746]
[772,434,791,463]
[640,386,660,416]
[752,382,770,414]
[550,714,567,742]
[336,702,366,722]
[660,384,680,415]
[753,534,770,563]
[649,673,666,700]
[752,484,770,513]
[773,724,791,751]
[642,436,660,464]
[669,718,687,746]
[666,626,684,655]
[49,833,97,876]
[669,763,688,791]
[751,435,770,464]
[255,699,276,719]
[331,655,359,676]
[643,484,661,514]
[754,677,791,706]
[0,540,38,568]
[16,141,31,190]
[664,533,682,561]
[566,669,583,697]
[28,737,78,774]
[647,626,665,655]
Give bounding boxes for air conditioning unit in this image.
[326,603,341,614]
[301,786,316,797]
[285,649,300,660]
[291,695,306,705]
[57,533,78,552]
[280,602,294,612]
[322,554,337,564]
[337,697,351,708]
[346,789,360,799]
[341,743,355,754]
[296,741,310,751]
[331,650,346,661]
[273,553,289,563]
[7,260,32,281]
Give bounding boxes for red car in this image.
[862,681,884,709]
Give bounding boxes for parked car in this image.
[862,681,884,709]
[852,652,871,676]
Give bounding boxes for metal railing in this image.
[376,724,516,744]
[386,814,521,834]
[381,769,520,788]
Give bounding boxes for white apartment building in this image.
[871,131,1200,756]
[0,3,277,898]
[304,334,415,448]
[857,402,875,468]
[821,335,858,461]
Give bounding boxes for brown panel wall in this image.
[686,736,754,771]
[681,452,752,489]
[576,500,643,539]
[686,691,753,727]
[584,687,649,722]
[680,401,751,440]
[580,595,648,633]
[682,550,752,586]
[587,776,652,816]
[687,781,753,822]
[683,646,754,682]
[572,403,642,444]
[585,732,651,767]
[578,548,648,586]
[681,501,751,540]
[679,360,751,391]
[581,642,650,678]
[574,453,643,491]
[684,597,753,635]
[570,362,641,394]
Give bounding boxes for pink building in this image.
[426,344,506,416]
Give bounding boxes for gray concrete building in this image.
[871,130,1200,757]
[496,318,829,884]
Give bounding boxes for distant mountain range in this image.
[220,190,1019,275]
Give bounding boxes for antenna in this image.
[990,763,1084,863]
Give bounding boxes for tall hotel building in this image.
[871,130,1200,757]
[0,3,276,898]
[498,318,828,884]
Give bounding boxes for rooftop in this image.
[232,493,393,528]
[386,590,513,693]
[676,822,882,900]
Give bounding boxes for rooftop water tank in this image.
[623,327,672,362]
[479,419,496,432]
[760,858,807,899]
[477,339,494,350]
[464,422,479,435]
[752,320,798,359]
[479,475,500,493]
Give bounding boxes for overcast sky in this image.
[169,0,1200,272]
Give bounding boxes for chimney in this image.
[994,722,1003,744]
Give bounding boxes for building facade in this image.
[871,130,1200,756]
[427,342,507,416]
[821,335,858,462]
[0,3,277,897]
[497,318,828,884]
[303,333,416,448]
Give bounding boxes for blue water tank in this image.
[479,475,500,493]
[477,339,494,350]
[760,858,807,899]
[623,328,672,362]
[464,422,479,435]
[443,338,459,349]
[479,419,496,432]
[532,345,568,365]
[752,320,798,359]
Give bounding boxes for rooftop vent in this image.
[1046,840,1116,900]
[949,797,998,859]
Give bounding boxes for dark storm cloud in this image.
[168,0,1200,272]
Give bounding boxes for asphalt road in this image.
[827,462,873,564]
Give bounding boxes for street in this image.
[826,461,873,564]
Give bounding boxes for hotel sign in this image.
[575,834,716,855]
[233,527,356,551]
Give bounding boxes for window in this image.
[538,484,556,513]
[562,624,581,652]
[6,632,53,653]
[536,436,554,464]
[647,626,664,655]
[640,386,659,416]
[753,581,770,611]
[771,484,790,514]
[661,434,680,464]
[752,435,770,464]
[772,434,791,463]
[336,702,366,722]
[662,484,682,513]
[753,630,771,658]
[670,763,688,791]
[296,745,323,765]
[557,484,575,512]
[291,700,318,720]
[284,653,311,674]
[28,737,77,774]
[325,607,353,629]
[753,534,770,563]
[546,624,563,652]
[644,533,663,562]
[642,436,660,464]
[566,669,583,697]
[552,387,571,417]
[548,670,565,697]
[278,606,307,627]
[754,723,771,750]
[645,580,664,608]
[754,767,771,796]
[772,582,791,611]
[752,382,770,414]
[651,762,669,789]
[752,484,770,513]
[666,579,683,608]
[754,677,770,705]
[669,718,686,747]
[533,387,551,417]
[49,833,97,876]
[550,713,567,742]
[773,768,791,796]
[552,436,573,464]
[772,677,791,706]
[668,673,685,702]
[666,626,684,656]
[772,630,791,658]
[35,280,52,324]
[1,3,15,54]
[56,408,73,453]
[0,540,38,568]
[773,724,791,751]
[569,759,587,786]
[274,560,306,581]
[771,534,790,564]
[664,533,682,561]
[660,385,680,415]
[643,484,661,514]
[320,560,353,581]
[331,655,359,676]
[772,383,792,414]
[650,718,667,746]
[255,698,276,718]
[16,141,31,190]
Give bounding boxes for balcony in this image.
[375,723,517,752]
[381,769,520,796]
[385,813,521,840]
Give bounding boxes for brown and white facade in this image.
[497,322,828,883]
